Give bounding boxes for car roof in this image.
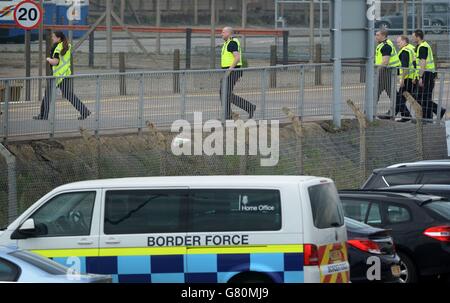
[387,160,450,168]
[339,189,446,205]
[385,184,450,190]
[54,175,328,191]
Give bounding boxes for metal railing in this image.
[0,63,449,142]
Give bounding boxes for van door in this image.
[302,181,349,283]
[98,188,188,283]
[14,190,101,272]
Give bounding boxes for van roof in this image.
[55,176,329,191]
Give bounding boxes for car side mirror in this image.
[19,218,35,231]
[11,218,44,240]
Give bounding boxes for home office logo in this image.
[366,0,381,21]
[66,0,81,21]
[170,112,279,167]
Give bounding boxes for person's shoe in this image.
[78,111,91,120]
[377,111,391,120]
[33,115,47,120]
[395,117,410,123]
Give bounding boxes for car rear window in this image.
[423,201,450,220]
[9,250,68,275]
[384,173,420,186]
[308,182,344,229]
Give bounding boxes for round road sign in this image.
[14,0,43,31]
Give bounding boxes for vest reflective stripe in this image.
[52,42,72,85]
[398,45,416,80]
[416,41,435,72]
[375,39,400,67]
[221,38,242,68]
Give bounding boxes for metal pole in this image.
[49,78,57,139]
[119,52,126,95]
[221,72,228,122]
[156,0,161,54]
[332,0,342,128]
[437,73,445,123]
[261,69,267,119]
[2,81,10,142]
[186,28,192,69]
[194,0,198,25]
[180,72,186,120]
[365,4,375,122]
[89,31,95,68]
[412,0,416,31]
[38,0,44,101]
[283,30,289,65]
[403,0,408,35]
[106,0,113,69]
[242,0,247,50]
[95,76,101,137]
[298,65,305,118]
[138,74,144,133]
[319,0,323,44]
[309,0,315,63]
[120,0,126,23]
[25,30,31,101]
[210,0,216,69]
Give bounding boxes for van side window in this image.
[189,189,281,232]
[308,183,344,229]
[30,192,96,237]
[104,190,187,234]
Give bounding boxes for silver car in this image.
[0,246,111,283]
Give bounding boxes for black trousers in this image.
[376,67,393,102]
[219,70,255,119]
[39,78,90,119]
[395,79,414,118]
[417,71,446,120]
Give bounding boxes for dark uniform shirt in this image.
[380,41,392,57]
[398,49,410,68]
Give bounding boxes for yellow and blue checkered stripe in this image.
[34,245,304,283]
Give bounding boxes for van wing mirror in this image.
[19,218,36,231]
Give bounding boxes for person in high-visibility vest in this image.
[375,29,401,113]
[220,27,256,120]
[394,35,415,122]
[34,31,91,120]
[412,29,446,120]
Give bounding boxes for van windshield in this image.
[308,182,344,229]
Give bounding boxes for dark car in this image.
[382,184,450,200]
[339,190,450,283]
[345,217,401,283]
[362,160,450,189]
[375,3,449,34]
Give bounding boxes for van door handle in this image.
[77,239,93,245]
[105,238,121,245]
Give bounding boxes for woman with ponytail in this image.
[34,31,91,120]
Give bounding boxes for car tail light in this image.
[423,226,450,242]
[304,244,319,266]
[347,239,382,254]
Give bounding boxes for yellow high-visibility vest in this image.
[375,39,400,67]
[221,38,242,68]
[398,44,417,80]
[416,41,435,72]
[53,42,72,85]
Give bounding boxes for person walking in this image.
[394,35,415,122]
[34,31,91,120]
[412,29,446,120]
[220,27,256,120]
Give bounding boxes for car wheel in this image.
[398,252,418,283]
[430,21,444,34]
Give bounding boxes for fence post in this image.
[360,60,366,83]
[261,69,267,119]
[221,71,229,123]
[95,76,101,138]
[437,73,445,123]
[25,30,31,101]
[2,80,10,142]
[0,143,17,224]
[49,78,57,139]
[390,68,397,119]
[282,30,289,65]
[185,28,192,70]
[270,45,277,88]
[283,107,303,175]
[373,66,380,118]
[138,74,144,134]
[347,99,368,182]
[180,72,187,120]
[45,29,52,76]
[173,49,180,94]
[298,66,305,118]
[89,31,95,68]
[404,92,423,160]
[119,52,126,96]
[314,44,322,85]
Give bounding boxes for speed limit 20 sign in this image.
[14,0,43,30]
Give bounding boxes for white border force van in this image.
[0,176,349,283]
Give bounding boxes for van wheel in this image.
[398,252,418,283]
[228,272,273,284]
